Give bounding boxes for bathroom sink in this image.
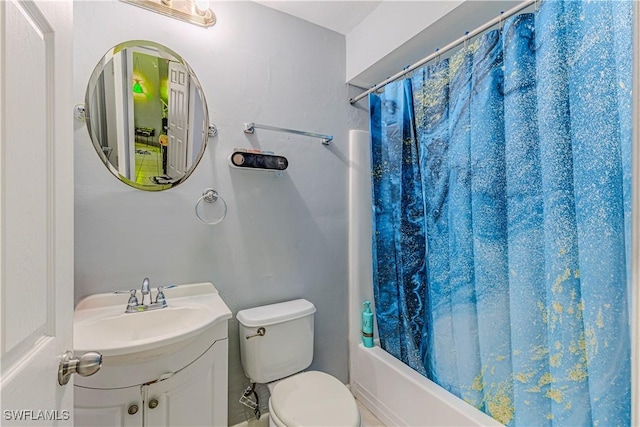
[74,282,231,359]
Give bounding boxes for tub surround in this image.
[352,345,501,426]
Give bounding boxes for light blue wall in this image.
[73,2,367,424]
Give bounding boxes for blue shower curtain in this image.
[370,2,633,426]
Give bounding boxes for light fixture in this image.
[132,55,144,94]
[119,0,216,28]
[132,80,144,94]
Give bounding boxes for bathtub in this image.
[351,344,502,426]
[348,129,501,426]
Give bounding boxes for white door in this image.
[0,0,75,424]
[166,61,190,181]
[117,49,135,180]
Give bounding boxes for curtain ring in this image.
[499,10,505,31]
[464,31,469,50]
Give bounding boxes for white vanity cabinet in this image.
[73,283,231,427]
[75,385,143,427]
[74,387,142,427]
[75,340,228,426]
[145,341,228,426]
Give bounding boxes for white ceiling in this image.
[254,1,382,35]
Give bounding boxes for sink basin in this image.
[74,282,231,359]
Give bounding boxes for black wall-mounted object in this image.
[229,151,288,171]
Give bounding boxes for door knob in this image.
[58,351,102,385]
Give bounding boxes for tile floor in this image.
[357,398,386,427]
[133,141,166,185]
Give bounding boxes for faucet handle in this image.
[115,289,139,312]
[154,285,177,306]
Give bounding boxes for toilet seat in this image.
[269,371,360,427]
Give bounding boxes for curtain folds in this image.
[370,2,633,426]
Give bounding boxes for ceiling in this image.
[254,1,382,35]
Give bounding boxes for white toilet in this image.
[237,299,361,427]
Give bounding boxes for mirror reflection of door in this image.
[167,61,190,181]
[126,48,174,185]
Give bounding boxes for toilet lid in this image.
[270,371,360,427]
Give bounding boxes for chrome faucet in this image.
[141,277,151,305]
[114,278,177,313]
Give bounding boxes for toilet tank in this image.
[237,299,316,384]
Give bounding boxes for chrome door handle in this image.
[58,351,102,386]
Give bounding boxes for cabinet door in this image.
[74,385,143,427]
[145,342,228,427]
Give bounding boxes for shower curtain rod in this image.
[349,0,537,105]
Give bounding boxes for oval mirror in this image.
[84,40,209,191]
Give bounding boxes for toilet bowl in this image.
[267,371,360,427]
[237,299,360,427]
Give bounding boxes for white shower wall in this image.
[73,2,367,425]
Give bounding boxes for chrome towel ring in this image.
[195,188,227,225]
